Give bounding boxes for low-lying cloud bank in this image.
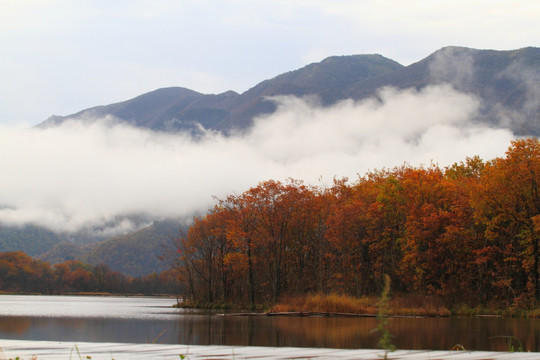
[0,85,516,234]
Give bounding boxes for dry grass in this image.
[389,293,451,317]
[527,308,540,318]
[273,293,451,317]
[273,293,376,314]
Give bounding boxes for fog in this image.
[0,85,515,234]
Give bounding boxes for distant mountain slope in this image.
[38,241,87,264]
[42,87,229,134]
[0,225,64,256]
[40,46,540,137]
[39,220,183,277]
[83,220,182,277]
[345,46,540,135]
[220,54,404,130]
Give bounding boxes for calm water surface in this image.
[1,295,540,351]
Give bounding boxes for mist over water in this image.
[0,85,516,234]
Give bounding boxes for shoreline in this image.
[0,291,177,298]
[217,311,506,319]
[1,292,533,318]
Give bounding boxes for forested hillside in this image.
[0,225,64,256]
[39,220,183,277]
[0,251,177,295]
[174,138,540,309]
[79,220,182,277]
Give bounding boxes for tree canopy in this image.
[173,138,540,309]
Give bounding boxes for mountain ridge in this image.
[38,52,405,133]
[39,46,540,136]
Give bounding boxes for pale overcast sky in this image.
[1,0,539,126]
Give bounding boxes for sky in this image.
[1,0,539,125]
[0,0,538,235]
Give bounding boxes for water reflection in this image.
[0,317,31,335]
[167,315,540,351]
[1,295,540,351]
[151,315,539,351]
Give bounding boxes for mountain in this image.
[219,54,404,130]
[344,46,540,135]
[39,54,403,133]
[0,224,65,256]
[38,220,183,277]
[38,241,87,264]
[80,220,182,277]
[39,46,540,136]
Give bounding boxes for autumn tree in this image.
[177,209,231,303]
[246,179,322,302]
[169,139,540,309]
[220,192,262,309]
[326,176,382,296]
[473,138,540,305]
[286,183,333,295]
[445,156,490,304]
[0,251,48,292]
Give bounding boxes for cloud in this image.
[246,85,514,180]
[501,59,540,115]
[0,85,515,235]
[428,47,476,89]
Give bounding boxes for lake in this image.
[0,295,539,351]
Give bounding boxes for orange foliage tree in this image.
[472,138,540,304]
[0,251,177,295]
[172,139,540,309]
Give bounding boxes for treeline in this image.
[174,138,540,309]
[0,251,178,295]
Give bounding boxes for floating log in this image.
[217,312,266,317]
[217,311,447,318]
[218,311,378,317]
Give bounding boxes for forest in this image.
[173,138,540,311]
[0,251,177,295]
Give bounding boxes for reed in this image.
[273,292,452,317]
[273,293,376,314]
[376,274,395,359]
